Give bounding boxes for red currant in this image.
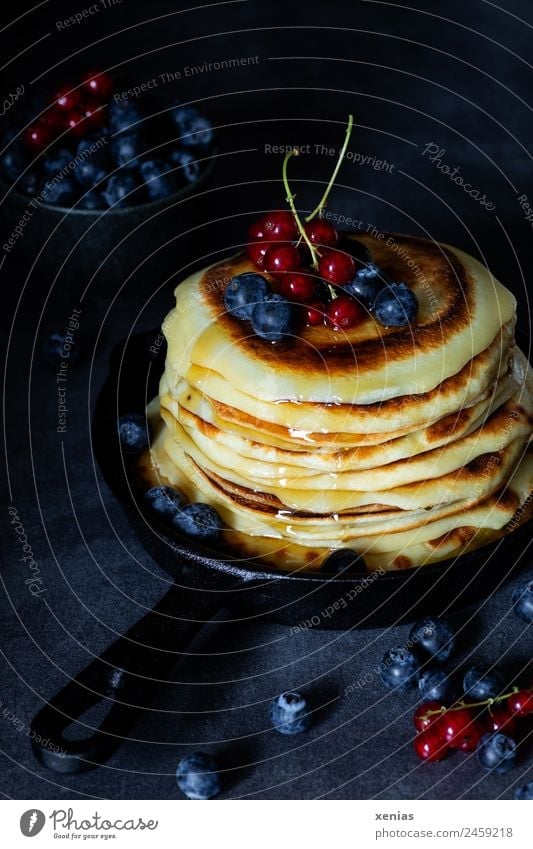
[82,102,106,130]
[24,121,52,151]
[64,111,87,137]
[262,210,297,241]
[280,273,316,303]
[263,244,301,276]
[326,295,362,329]
[440,708,476,748]
[304,302,326,326]
[454,720,485,752]
[54,86,81,111]
[246,220,269,266]
[507,689,533,717]
[304,218,338,247]
[414,702,445,733]
[43,107,66,136]
[246,242,269,267]
[486,707,517,735]
[413,728,449,762]
[248,219,266,241]
[82,70,113,102]
[318,249,356,285]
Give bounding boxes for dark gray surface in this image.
[1,0,532,799]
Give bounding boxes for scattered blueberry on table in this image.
[512,580,533,623]
[409,616,456,663]
[270,691,312,736]
[463,666,505,701]
[379,647,420,690]
[477,733,517,774]
[378,612,532,776]
[514,781,533,800]
[43,331,81,365]
[176,752,221,800]
[417,669,457,704]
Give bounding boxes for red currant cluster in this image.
[246,209,364,330]
[414,686,533,763]
[23,71,112,152]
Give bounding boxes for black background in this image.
[0,0,532,799]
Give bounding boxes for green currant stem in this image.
[422,684,531,721]
[282,149,319,269]
[305,114,354,222]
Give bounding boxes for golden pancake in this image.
[147,232,532,572]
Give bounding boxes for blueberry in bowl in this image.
[0,71,216,295]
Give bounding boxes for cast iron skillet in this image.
[31,331,531,773]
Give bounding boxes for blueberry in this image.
[74,158,108,189]
[251,294,296,342]
[19,168,42,196]
[345,263,389,307]
[44,332,81,366]
[139,159,180,200]
[514,781,533,799]
[512,580,533,623]
[409,617,456,663]
[477,733,517,774]
[78,188,106,210]
[117,413,149,453]
[41,176,78,206]
[143,486,184,522]
[224,273,272,320]
[270,691,312,736]
[110,132,147,168]
[173,502,222,542]
[169,148,201,183]
[379,647,420,690]
[321,548,365,574]
[374,282,419,327]
[463,665,505,701]
[176,752,221,800]
[43,147,73,175]
[74,137,109,188]
[417,669,457,704]
[108,99,142,134]
[171,106,213,149]
[102,172,140,208]
[0,143,28,181]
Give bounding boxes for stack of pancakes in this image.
[146,233,533,571]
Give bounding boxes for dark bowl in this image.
[0,152,216,299]
[92,330,533,629]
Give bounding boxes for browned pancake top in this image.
[199,232,474,378]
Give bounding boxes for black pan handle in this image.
[31,584,222,773]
